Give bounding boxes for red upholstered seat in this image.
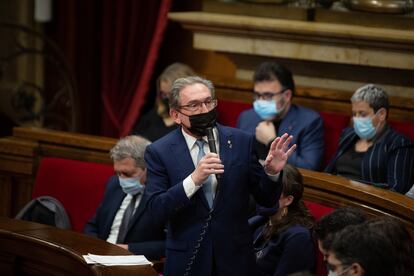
[32,157,114,232]
[217,99,251,128]
[390,120,414,141]
[319,112,350,167]
[305,200,335,276]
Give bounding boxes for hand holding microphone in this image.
[206,127,222,181]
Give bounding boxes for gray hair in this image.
[110,135,151,168]
[169,76,215,109]
[351,84,389,113]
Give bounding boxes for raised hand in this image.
[263,133,296,175]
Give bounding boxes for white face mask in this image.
[328,265,352,276]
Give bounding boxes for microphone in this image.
[206,127,222,181]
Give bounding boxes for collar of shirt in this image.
[180,127,219,153]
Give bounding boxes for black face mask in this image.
[187,108,217,137]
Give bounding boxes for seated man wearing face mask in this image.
[325,84,414,194]
[84,135,166,259]
[237,61,324,171]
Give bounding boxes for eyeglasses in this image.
[179,98,218,112]
[253,88,288,101]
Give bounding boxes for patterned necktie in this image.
[116,194,138,243]
[195,139,214,208]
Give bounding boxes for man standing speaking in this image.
[144,76,296,276]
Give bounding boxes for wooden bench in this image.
[0,217,157,276]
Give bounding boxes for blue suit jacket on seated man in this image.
[84,176,166,259]
[237,61,324,171]
[144,76,296,276]
[237,104,324,170]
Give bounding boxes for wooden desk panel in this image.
[0,217,158,276]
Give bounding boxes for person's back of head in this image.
[314,206,366,255]
[253,61,295,95]
[364,217,414,276]
[326,222,395,276]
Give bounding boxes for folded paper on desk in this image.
[83,253,153,266]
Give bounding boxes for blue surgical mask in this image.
[353,116,376,140]
[253,99,278,120]
[119,176,144,195]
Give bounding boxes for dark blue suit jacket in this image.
[84,176,166,259]
[253,222,315,276]
[237,104,324,170]
[325,126,414,194]
[144,124,283,276]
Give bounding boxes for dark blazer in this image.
[84,176,166,259]
[325,126,414,194]
[253,223,315,276]
[144,124,283,276]
[237,104,324,171]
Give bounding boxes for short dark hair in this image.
[314,206,366,241]
[253,61,295,95]
[326,222,395,276]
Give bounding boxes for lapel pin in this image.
[227,140,232,149]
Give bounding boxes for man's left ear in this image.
[170,108,181,124]
[284,89,292,101]
[349,263,364,276]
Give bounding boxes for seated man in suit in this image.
[237,61,324,171]
[84,135,165,260]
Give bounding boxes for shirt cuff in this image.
[183,175,202,198]
[266,171,280,182]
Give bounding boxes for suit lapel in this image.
[169,129,211,209]
[279,105,297,135]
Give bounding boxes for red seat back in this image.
[217,99,251,128]
[32,157,114,232]
[319,112,350,167]
[304,200,335,276]
[389,120,414,141]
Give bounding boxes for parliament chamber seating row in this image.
[0,81,413,275]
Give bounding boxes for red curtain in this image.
[100,0,171,137]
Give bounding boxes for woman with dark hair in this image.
[252,164,316,276]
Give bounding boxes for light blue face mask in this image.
[253,99,278,120]
[353,116,376,140]
[119,176,144,195]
